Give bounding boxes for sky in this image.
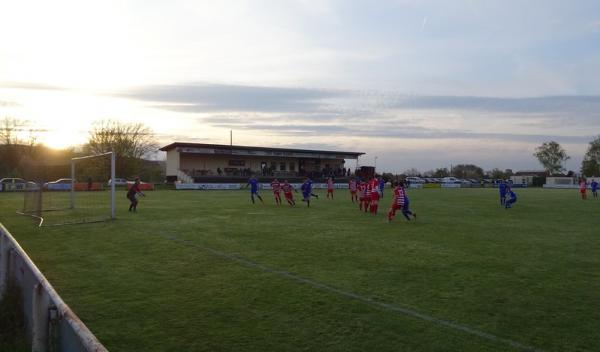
[1,0,599,173]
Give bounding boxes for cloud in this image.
[0,100,20,107]
[124,83,600,119]
[208,120,594,144]
[0,81,67,91]
[121,83,343,113]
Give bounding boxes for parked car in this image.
[406,177,425,184]
[441,177,461,184]
[107,178,129,186]
[44,178,75,190]
[0,177,27,191]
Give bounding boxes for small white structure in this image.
[510,175,533,186]
[543,177,577,189]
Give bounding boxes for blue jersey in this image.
[499,183,507,195]
[379,179,385,190]
[301,180,312,194]
[508,191,517,201]
[248,178,259,193]
[592,181,599,191]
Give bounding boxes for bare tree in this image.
[85,120,158,178]
[0,116,27,145]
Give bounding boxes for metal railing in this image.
[0,223,107,352]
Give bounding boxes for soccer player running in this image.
[282,180,296,206]
[246,176,264,204]
[127,178,145,212]
[498,180,508,206]
[579,179,587,200]
[326,177,334,199]
[387,181,405,222]
[271,178,282,205]
[301,177,314,207]
[349,177,358,203]
[401,187,417,221]
[369,183,380,215]
[505,189,517,209]
[591,179,599,199]
[379,177,385,197]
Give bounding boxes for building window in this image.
[228,160,245,166]
[289,162,295,171]
[270,162,276,171]
[280,162,286,171]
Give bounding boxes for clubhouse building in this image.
[160,142,365,183]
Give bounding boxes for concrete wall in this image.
[0,223,107,352]
[165,149,180,177]
[510,175,534,185]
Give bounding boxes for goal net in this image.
[20,152,116,226]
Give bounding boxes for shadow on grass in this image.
[0,280,28,352]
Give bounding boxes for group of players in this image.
[246,175,417,222]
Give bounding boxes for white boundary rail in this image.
[0,223,107,352]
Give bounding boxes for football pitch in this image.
[1,188,599,351]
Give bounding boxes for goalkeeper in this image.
[127,178,145,212]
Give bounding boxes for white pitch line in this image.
[162,234,544,352]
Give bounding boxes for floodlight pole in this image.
[111,151,116,219]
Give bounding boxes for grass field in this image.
[1,187,600,351]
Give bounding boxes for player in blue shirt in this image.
[246,177,264,204]
[498,180,508,206]
[591,180,599,199]
[379,178,385,197]
[301,177,318,207]
[401,191,417,221]
[505,190,517,209]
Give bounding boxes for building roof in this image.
[159,142,365,159]
[514,170,548,176]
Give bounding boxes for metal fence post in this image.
[0,233,8,300]
[32,283,50,352]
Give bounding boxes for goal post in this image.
[19,151,117,226]
[69,151,116,220]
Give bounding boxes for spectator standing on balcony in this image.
[217,167,222,176]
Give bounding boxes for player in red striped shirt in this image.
[326,177,334,199]
[271,178,282,205]
[369,183,380,214]
[388,181,406,222]
[349,178,358,203]
[361,181,372,212]
[282,180,296,206]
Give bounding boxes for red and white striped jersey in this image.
[394,187,405,206]
[271,180,281,192]
[282,183,293,194]
[349,180,357,191]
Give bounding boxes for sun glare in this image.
[40,129,85,150]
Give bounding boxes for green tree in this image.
[451,164,484,179]
[533,141,569,175]
[433,168,449,178]
[581,136,600,177]
[487,168,509,180]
